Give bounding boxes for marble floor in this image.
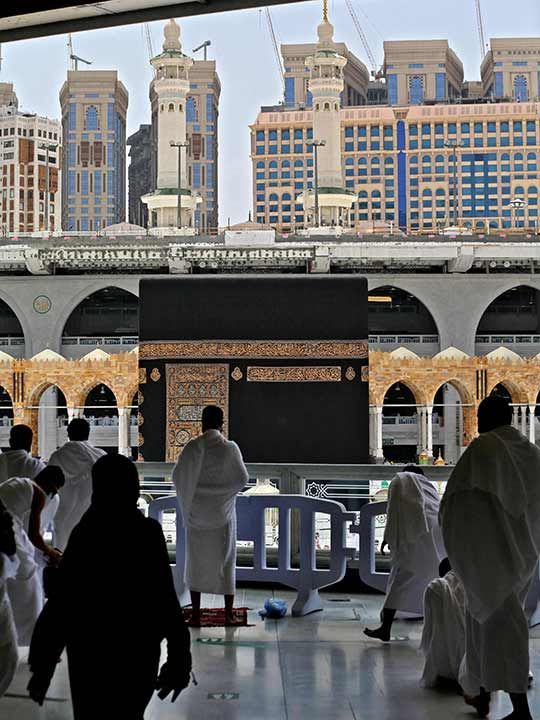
[2,588,540,719]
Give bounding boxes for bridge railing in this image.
[148,493,356,616]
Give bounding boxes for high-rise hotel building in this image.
[0,83,61,234]
[60,71,128,232]
[251,35,540,233]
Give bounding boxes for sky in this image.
[1,0,539,225]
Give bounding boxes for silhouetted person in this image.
[0,499,17,696]
[441,395,540,720]
[364,465,445,641]
[0,466,65,644]
[0,424,45,483]
[173,405,249,626]
[48,417,106,550]
[27,454,192,719]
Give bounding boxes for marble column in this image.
[375,406,384,462]
[530,405,537,445]
[521,406,527,437]
[118,407,130,457]
[416,406,425,454]
[426,405,434,459]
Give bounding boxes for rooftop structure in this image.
[481,37,540,101]
[382,39,464,105]
[59,70,129,232]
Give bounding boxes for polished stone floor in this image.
[2,588,540,719]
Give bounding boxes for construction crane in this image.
[144,24,155,62]
[474,0,488,60]
[344,0,378,76]
[193,40,211,60]
[67,33,92,71]
[264,8,285,92]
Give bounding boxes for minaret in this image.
[142,19,200,232]
[300,1,354,229]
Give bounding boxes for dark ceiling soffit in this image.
[0,0,306,43]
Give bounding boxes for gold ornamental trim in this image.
[361,366,369,382]
[247,366,342,383]
[345,366,356,381]
[140,340,368,360]
[231,367,243,381]
[150,367,161,382]
[138,367,146,384]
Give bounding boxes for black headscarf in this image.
[90,454,140,516]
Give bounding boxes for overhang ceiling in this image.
[0,0,304,43]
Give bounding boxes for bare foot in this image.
[464,689,490,718]
[363,626,390,642]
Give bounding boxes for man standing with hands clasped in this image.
[173,405,249,626]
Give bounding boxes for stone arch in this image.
[59,283,139,347]
[473,281,540,348]
[26,378,75,410]
[376,377,426,407]
[0,289,30,357]
[486,377,528,404]
[76,378,120,411]
[428,377,474,407]
[476,284,540,352]
[368,284,440,341]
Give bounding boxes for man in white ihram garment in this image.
[173,405,249,626]
[420,557,466,689]
[0,499,18,697]
[441,394,540,720]
[0,467,64,645]
[364,464,446,642]
[0,425,46,484]
[48,418,106,550]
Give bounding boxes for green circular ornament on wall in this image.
[33,295,52,314]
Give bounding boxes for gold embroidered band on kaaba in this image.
[246,366,342,382]
[140,340,369,360]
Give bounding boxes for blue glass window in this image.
[474,123,483,133]
[487,122,496,133]
[256,146,264,155]
[294,143,303,153]
[294,129,302,140]
[269,130,277,141]
[345,126,354,138]
[422,124,431,135]
[383,126,393,137]
[409,125,418,136]
[448,123,456,134]
[284,77,295,107]
[371,126,380,137]
[345,142,354,151]
[186,97,197,122]
[514,121,523,132]
[256,130,265,141]
[81,171,89,195]
[371,142,380,150]
[435,73,446,101]
[409,77,424,105]
[358,126,367,136]
[282,130,290,141]
[514,75,529,102]
[68,104,77,131]
[494,72,503,97]
[269,145,278,154]
[85,106,98,131]
[461,123,470,133]
[358,141,367,151]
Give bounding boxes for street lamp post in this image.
[509,196,526,230]
[170,140,189,229]
[311,139,326,227]
[444,140,464,227]
[39,142,58,232]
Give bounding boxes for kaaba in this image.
[139,276,369,464]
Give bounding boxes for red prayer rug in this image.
[182,607,252,627]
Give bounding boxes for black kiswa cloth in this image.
[29,509,191,720]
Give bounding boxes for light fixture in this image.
[368,295,392,303]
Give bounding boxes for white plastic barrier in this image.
[148,494,356,616]
[350,500,389,593]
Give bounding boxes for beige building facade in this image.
[0,83,61,234]
[481,38,540,101]
[59,70,128,232]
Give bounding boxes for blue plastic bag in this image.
[259,598,288,619]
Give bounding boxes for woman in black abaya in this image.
[27,454,191,719]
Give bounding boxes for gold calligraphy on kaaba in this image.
[165,363,229,462]
[140,340,368,360]
[138,367,146,384]
[246,366,342,383]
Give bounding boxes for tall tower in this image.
[59,70,128,232]
[142,19,200,231]
[300,2,354,228]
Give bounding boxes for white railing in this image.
[148,493,355,615]
[476,334,540,345]
[62,336,139,347]
[369,334,439,345]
